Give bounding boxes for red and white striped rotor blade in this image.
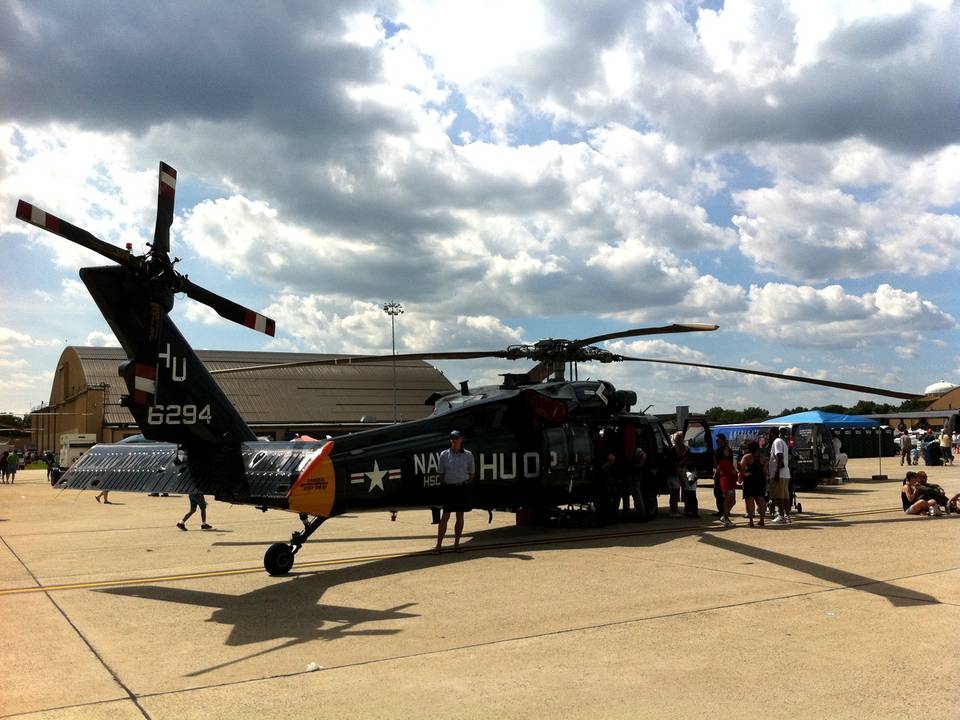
[181,277,276,336]
[152,161,177,255]
[16,200,137,268]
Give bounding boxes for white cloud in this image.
[1,2,958,416]
[733,181,960,282]
[0,326,60,349]
[84,330,118,347]
[698,0,798,86]
[742,282,955,347]
[264,293,525,356]
[0,125,154,268]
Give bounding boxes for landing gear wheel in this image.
[264,543,295,576]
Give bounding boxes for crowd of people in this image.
[895,427,957,466]
[672,426,796,528]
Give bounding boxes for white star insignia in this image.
[366,460,386,492]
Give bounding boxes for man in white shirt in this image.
[768,427,792,524]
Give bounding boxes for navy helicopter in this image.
[16,163,922,576]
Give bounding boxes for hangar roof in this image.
[58,346,455,426]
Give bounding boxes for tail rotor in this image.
[16,161,276,337]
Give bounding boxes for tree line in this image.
[703,398,929,425]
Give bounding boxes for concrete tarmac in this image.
[1,459,957,719]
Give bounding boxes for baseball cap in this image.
[450,430,463,438]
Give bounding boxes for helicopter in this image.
[16,162,923,576]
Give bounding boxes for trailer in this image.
[58,433,98,470]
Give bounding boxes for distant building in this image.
[926,384,960,412]
[870,381,960,433]
[31,346,454,451]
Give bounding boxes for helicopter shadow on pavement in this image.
[698,530,943,608]
[98,513,941,676]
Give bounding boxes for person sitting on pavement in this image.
[947,493,960,515]
[914,471,949,511]
[901,472,939,516]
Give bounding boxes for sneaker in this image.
[783,515,791,524]
[201,523,213,530]
[722,517,735,527]
[928,507,936,517]
[176,522,187,531]
[771,515,786,524]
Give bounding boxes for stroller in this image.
[766,478,803,516]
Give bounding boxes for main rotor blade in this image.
[152,162,177,255]
[573,323,719,348]
[210,350,507,375]
[620,356,922,400]
[180,278,276,337]
[524,324,720,383]
[16,200,139,268]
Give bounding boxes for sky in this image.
[1,0,959,417]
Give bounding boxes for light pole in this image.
[382,301,404,422]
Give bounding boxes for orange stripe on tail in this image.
[286,441,336,517]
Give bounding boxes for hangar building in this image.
[31,346,455,451]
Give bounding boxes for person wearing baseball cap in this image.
[434,430,475,553]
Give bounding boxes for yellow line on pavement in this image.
[0,506,900,597]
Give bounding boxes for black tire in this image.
[264,543,295,576]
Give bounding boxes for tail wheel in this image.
[264,543,295,576]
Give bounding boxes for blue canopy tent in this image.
[760,410,879,428]
[763,410,884,477]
